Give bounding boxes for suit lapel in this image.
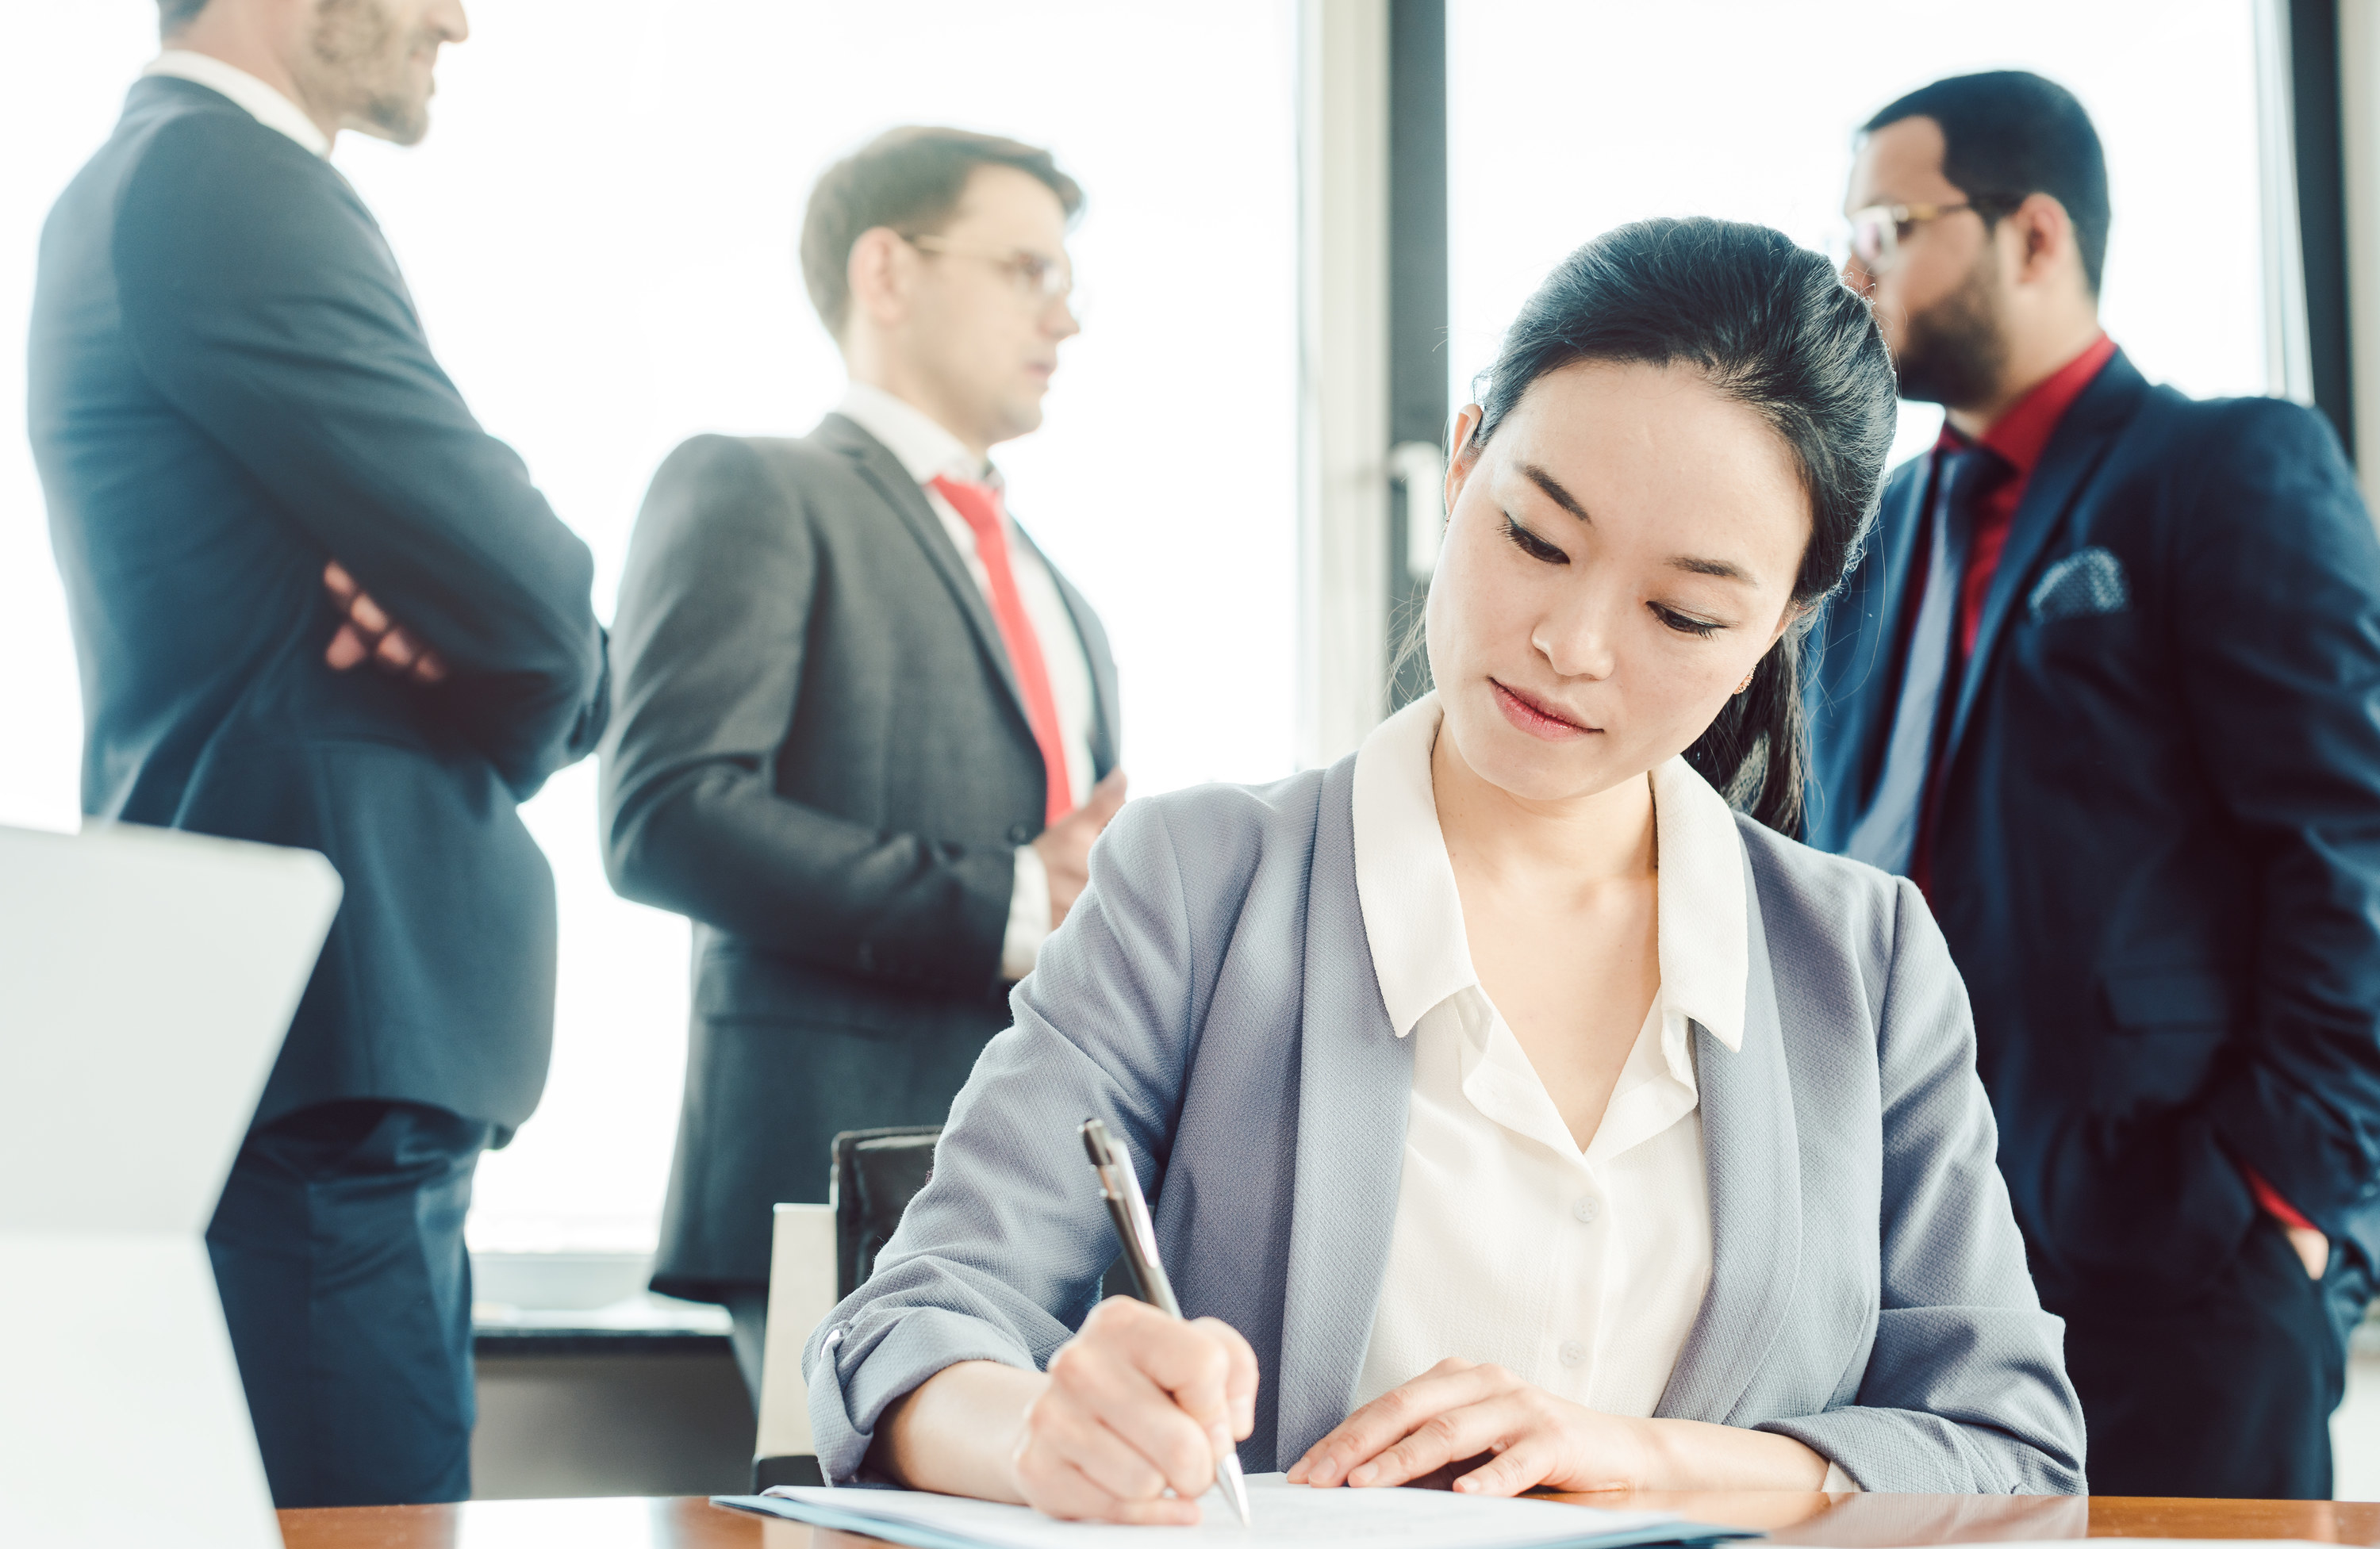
[1273,757,1414,1461]
[1940,354,2150,768]
[1655,842,1801,1423]
[821,412,1035,734]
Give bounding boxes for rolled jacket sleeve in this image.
[803,797,1203,1480]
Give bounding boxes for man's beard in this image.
[309,0,436,146]
[1892,247,2010,412]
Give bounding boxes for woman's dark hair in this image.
[1454,217,1897,838]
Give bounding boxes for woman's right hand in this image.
[1012,1295,1260,1523]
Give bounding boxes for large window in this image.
[1447,0,2271,466]
[0,0,2273,1257]
[3,2,1298,1255]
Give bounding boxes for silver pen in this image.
[1080,1118,1253,1528]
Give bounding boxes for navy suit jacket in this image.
[1805,349,2380,1307]
[29,77,608,1134]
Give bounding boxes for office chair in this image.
[752,1125,942,1490]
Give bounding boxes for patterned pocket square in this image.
[2029,546,2129,621]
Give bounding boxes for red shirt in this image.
[1938,331,2119,666]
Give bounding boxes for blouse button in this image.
[1558,1340,1587,1367]
[1572,1195,1601,1225]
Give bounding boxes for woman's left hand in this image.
[1285,1359,1652,1496]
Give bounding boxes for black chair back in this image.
[831,1125,941,1299]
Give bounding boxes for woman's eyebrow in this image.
[1522,463,1593,522]
[1668,554,1754,583]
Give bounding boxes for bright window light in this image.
[1449,0,2268,468]
[3,1,1297,1255]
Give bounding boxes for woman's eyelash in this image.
[1503,514,1723,638]
[1502,515,1567,563]
[1652,604,1723,638]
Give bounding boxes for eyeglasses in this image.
[900,233,1078,310]
[1843,201,2000,274]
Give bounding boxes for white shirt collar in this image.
[834,382,992,489]
[144,52,331,159]
[1352,692,1748,1057]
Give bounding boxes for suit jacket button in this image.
[1009,822,1033,844]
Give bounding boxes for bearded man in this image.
[1804,70,2380,1497]
[29,0,607,1506]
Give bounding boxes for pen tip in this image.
[1220,1456,1252,1526]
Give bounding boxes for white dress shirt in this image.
[1350,695,1855,1491]
[144,52,330,159]
[833,384,1097,980]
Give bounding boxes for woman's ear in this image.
[1443,405,1486,516]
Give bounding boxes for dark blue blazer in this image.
[1805,349,2380,1307]
[29,77,608,1134]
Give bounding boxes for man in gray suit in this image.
[600,126,1123,1396]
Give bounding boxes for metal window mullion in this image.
[1296,0,1392,769]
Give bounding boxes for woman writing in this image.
[804,218,2086,1516]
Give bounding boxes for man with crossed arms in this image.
[33,0,607,1506]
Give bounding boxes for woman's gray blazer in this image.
[804,757,2088,1493]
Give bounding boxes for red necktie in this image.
[930,474,1073,827]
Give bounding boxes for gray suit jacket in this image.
[601,416,1119,1295]
[805,760,2086,1493]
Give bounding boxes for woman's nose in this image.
[1534,603,1618,681]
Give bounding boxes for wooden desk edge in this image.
[274,1490,2380,1548]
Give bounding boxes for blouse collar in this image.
[1351,692,1748,1062]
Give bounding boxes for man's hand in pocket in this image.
[2283,1224,2330,1280]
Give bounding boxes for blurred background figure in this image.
[1806,70,2380,1498]
[26,0,609,1506]
[599,126,1123,1401]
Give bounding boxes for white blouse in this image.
[1352,695,1847,1494]
[1348,696,1859,1490]
[1352,692,1745,1419]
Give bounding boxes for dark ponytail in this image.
[1464,217,1897,838]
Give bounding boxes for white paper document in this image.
[713,1473,1752,1549]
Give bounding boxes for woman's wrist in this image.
[1631,1417,1830,1492]
[871,1359,1048,1502]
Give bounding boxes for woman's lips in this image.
[1490,678,1596,742]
